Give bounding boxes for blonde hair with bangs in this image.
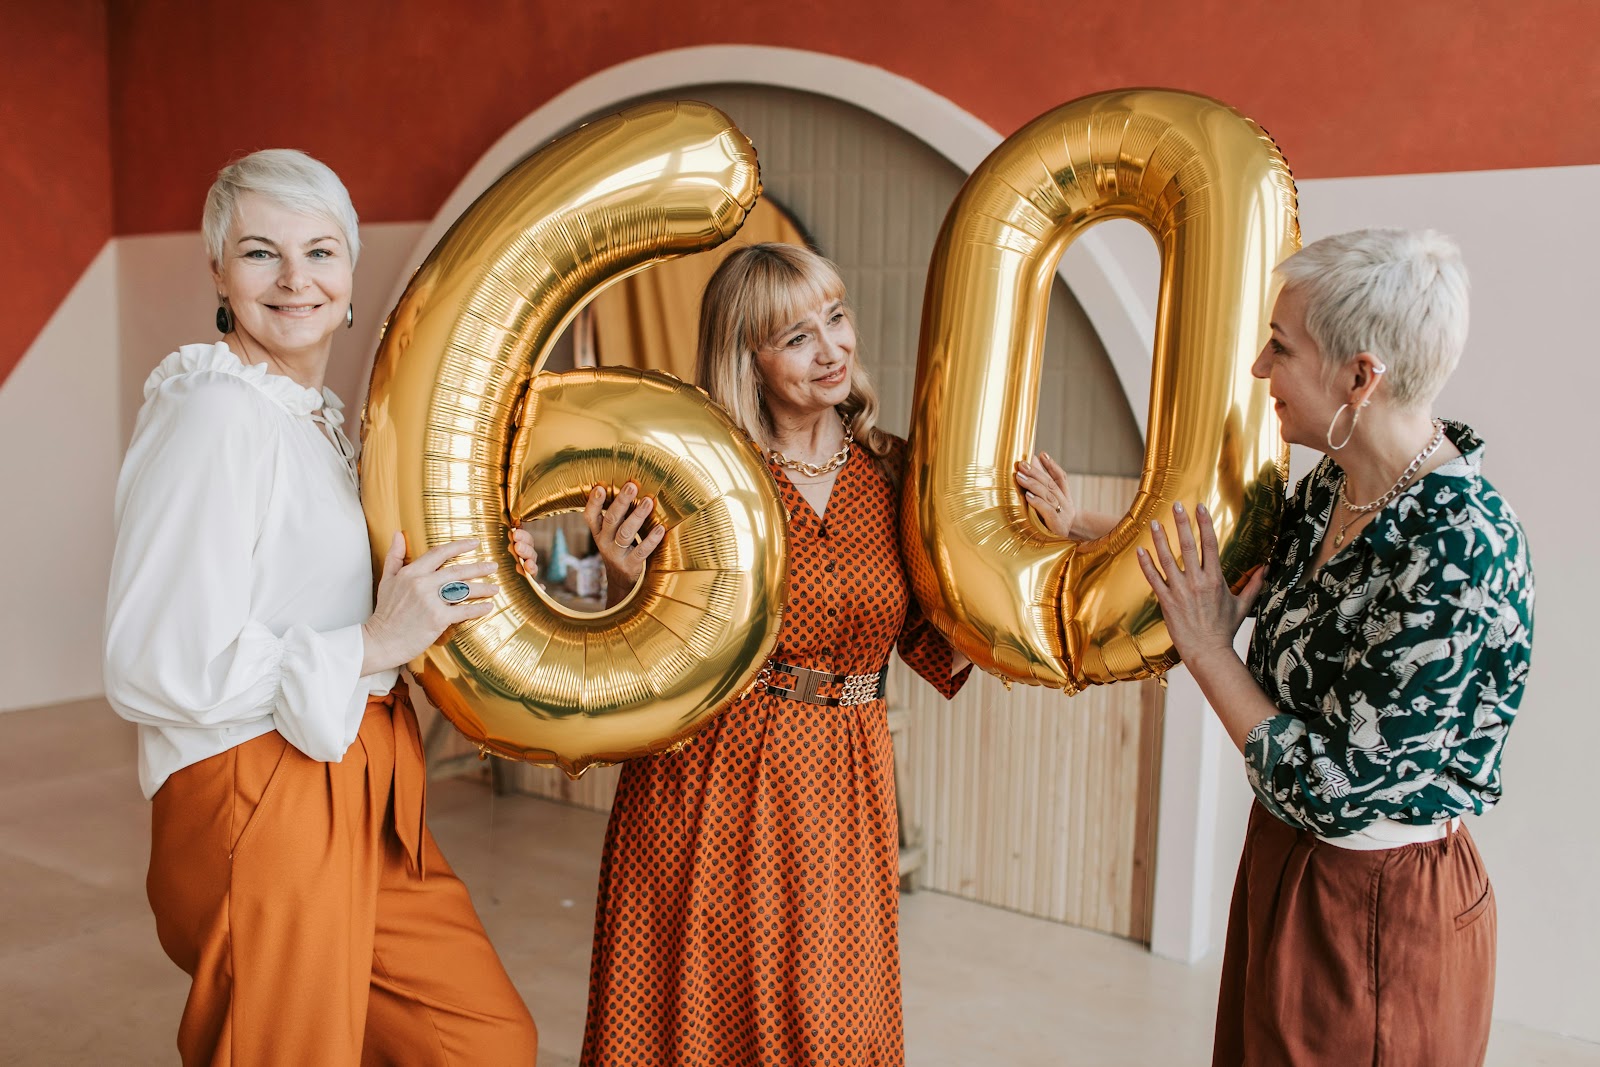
[695,243,894,464]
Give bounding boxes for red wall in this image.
[1,1,112,386]
[7,0,1599,385]
[103,0,1600,234]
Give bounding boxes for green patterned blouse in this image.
[1244,422,1535,836]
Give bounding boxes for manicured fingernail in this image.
[1137,547,1148,558]
[1173,502,1184,513]
[1197,502,1209,516]
[1150,520,1160,531]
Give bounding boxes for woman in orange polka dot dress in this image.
[536,244,1082,1067]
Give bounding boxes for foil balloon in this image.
[903,88,1300,690]
[362,100,788,776]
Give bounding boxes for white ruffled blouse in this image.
[104,342,397,798]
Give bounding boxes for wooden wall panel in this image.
[894,475,1160,942]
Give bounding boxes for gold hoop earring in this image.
[1326,403,1359,451]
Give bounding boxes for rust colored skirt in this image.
[146,688,536,1066]
[1213,803,1496,1066]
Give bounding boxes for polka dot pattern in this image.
[581,437,969,1066]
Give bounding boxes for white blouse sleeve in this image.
[104,373,369,763]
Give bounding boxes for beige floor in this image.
[2,699,1596,1066]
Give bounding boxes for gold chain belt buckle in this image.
[763,660,836,704]
[761,660,885,706]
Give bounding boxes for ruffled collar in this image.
[144,341,344,420]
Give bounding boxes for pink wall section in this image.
[1,1,113,388]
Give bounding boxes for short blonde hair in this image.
[695,243,893,462]
[202,149,361,268]
[1275,228,1468,408]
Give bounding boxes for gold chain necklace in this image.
[769,414,853,477]
[1331,419,1446,549]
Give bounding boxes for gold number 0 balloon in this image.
[903,89,1300,690]
[362,101,788,775]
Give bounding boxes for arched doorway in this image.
[388,48,1212,953]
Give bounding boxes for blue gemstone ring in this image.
[438,581,472,604]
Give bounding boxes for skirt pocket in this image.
[1454,881,1494,931]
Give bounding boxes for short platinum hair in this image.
[202,149,360,267]
[1275,228,1468,408]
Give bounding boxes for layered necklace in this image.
[768,412,854,477]
[1330,418,1446,550]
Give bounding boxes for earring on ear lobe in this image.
[215,299,233,335]
[1326,402,1359,451]
[346,303,355,329]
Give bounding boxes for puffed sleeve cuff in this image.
[270,622,371,763]
[1243,714,1376,836]
[106,617,282,730]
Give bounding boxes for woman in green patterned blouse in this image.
[1137,229,1534,1066]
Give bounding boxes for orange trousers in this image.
[147,688,537,1066]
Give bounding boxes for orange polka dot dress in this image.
[581,436,970,1067]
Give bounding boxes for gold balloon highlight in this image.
[362,101,787,775]
[903,88,1300,690]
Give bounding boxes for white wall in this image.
[0,244,120,712]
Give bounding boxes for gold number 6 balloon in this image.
[903,89,1300,690]
[361,101,788,775]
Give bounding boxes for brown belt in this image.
[757,659,888,707]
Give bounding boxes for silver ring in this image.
[439,581,472,604]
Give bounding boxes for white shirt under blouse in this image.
[105,342,397,799]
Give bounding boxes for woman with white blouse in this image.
[104,149,537,1065]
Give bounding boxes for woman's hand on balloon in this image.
[1015,452,1077,537]
[1136,503,1264,665]
[362,535,499,674]
[585,482,667,591]
[509,526,539,576]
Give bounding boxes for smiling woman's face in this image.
[752,296,857,421]
[211,192,353,361]
[1252,285,1341,451]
